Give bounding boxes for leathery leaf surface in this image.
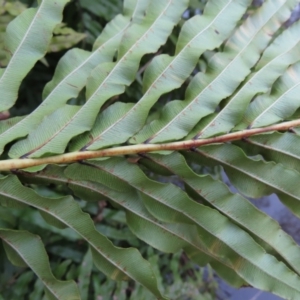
[2,1,300,299]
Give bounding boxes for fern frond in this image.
[144,151,300,275]
[64,159,300,299]
[9,0,188,159]
[74,0,251,150]
[0,1,137,155]
[192,144,300,218]
[236,61,300,129]
[0,0,69,112]
[196,16,300,138]
[0,175,166,299]
[239,132,300,172]
[2,0,300,299]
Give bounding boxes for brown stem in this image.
[1,119,300,171]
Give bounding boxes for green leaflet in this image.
[0,175,166,300]
[143,151,300,275]
[64,158,300,299]
[78,248,93,300]
[191,143,300,219]
[0,0,137,156]
[11,0,188,158]
[0,229,80,300]
[237,132,300,173]
[209,261,245,288]
[3,0,300,299]
[236,61,300,129]
[133,0,299,143]
[10,105,81,158]
[12,207,80,242]
[123,0,151,24]
[125,207,246,288]
[69,102,135,151]
[17,164,246,287]
[19,165,203,253]
[0,0,70,112]
[77,0,251,150]
[0,116,24,135]
[18,164,233,286]
[196,16,300,138]
[49,23,86,53]
[65,164,212,255]
[127,206,246,288]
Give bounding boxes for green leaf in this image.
[0,0,70,112]
[11,0,188,158]
[236,61,300,129]
[0,229,80,300]
[53,259,73,280]
[78,248,93,300]
[29,278,44,300]
[79,0,251,150]
[3,1,300,299]
[192,143,300,219]
[64,158,300,299]
[133,0,299,143]
[196,17,300,138]
[48,23,86,52]
[12,271,35,298]
[0,116,24,135]
[10,105,81,158]
[0,6,134,155]
[70,102,135,151]
[0,175,166,299]
[2,1,27,16]
[17,165,245,286]
[143,151,300,275]
[19,165,211,258]
[239,132,300,173]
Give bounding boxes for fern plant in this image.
[2,0,300,299]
